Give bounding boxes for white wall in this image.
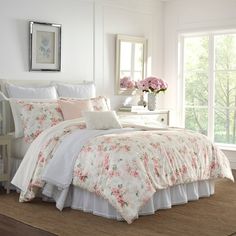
[163,0,236,167]
[0,0,94,81]
[0,0,164,110]
[163,0,236,125]
[94,0,164,109]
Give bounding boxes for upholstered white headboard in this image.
[0,79,94,134]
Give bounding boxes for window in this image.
[119,41,144,81]
[180,31,236,146]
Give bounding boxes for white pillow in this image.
[54,82,96,98]
[6,83,58,99]
[9,99,58,138]
[83,111,122,130]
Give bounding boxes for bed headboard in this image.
[0,79,93,134]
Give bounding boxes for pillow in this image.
[54,82,95,98]
[90,96,110,111]
[9,99,58,138]
[6,83,57,99]
[59,98,94,120]
[83,111,122,130]
[61,96,110,111]
[18,101,63,143]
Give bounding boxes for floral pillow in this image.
[90,96,110,111]
[18,101,63,143]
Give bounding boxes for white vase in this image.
[148,93,156,111]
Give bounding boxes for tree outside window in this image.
[181,32,236,145]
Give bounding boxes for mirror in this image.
[116,35,147,95]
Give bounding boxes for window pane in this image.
[120,71,131,78]
[185,71,208,106]
[134,71,142,82]
[215,71,236,108]
[120,42,131,71]
[185,107,208,135]
[134,43,143,71]
[215,34,236,70]
[214,108,236,144]
[184,36,209,72]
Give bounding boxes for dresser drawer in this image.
[118,110,169,126]
[156,113,169,126]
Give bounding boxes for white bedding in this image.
[11,118,234,223]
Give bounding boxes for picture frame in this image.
[29,21,61,71]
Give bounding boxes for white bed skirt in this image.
[10,158,215,220]
[43,180,215,221]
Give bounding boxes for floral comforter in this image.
[12,119,234,223]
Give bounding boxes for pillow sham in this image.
[90,96,110,111]
[6,83,57,99]
[54,82,95,98]
[59,98,93,120]
[83,111,122,130]
[18,101,63,143]
[60,96,110,110]
[9,99,59,139]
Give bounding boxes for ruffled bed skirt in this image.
[43,180,215,221]
[10,158,215,220]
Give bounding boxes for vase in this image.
[148,93,156,111]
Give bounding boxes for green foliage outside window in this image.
[184,34,236,145]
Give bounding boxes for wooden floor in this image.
[0,213,57,236]
[0,172,235,236]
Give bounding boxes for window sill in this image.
[216,143,236,152]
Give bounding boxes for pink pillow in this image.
[59,99,93,120]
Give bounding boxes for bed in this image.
[0,79,233,224]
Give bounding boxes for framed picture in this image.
[29,21,61,71]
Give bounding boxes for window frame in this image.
[178,30,236,150]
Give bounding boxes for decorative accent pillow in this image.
[9,99,58,138]
[83,111,122,130]
[60,96,110,110]
[59,98,94,120]
[90,96,110,111]
[6,83,58,99]
[53,82,96,98]
[18,101,63,143]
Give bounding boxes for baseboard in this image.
[221,150,236,170]
[230,161,236,170]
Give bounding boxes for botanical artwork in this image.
[36,31,55,64]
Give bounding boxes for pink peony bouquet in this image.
[136,76,168,94]
[120,76,135,89]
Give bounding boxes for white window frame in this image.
[178,30,236,150]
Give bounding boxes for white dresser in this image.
[118,110,169,126]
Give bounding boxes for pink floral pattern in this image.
[19,123,234,223]
[18,101,64,143]
[90,96,110,111]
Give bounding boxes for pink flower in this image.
[120,76,135,89]
[135,76,168,94]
